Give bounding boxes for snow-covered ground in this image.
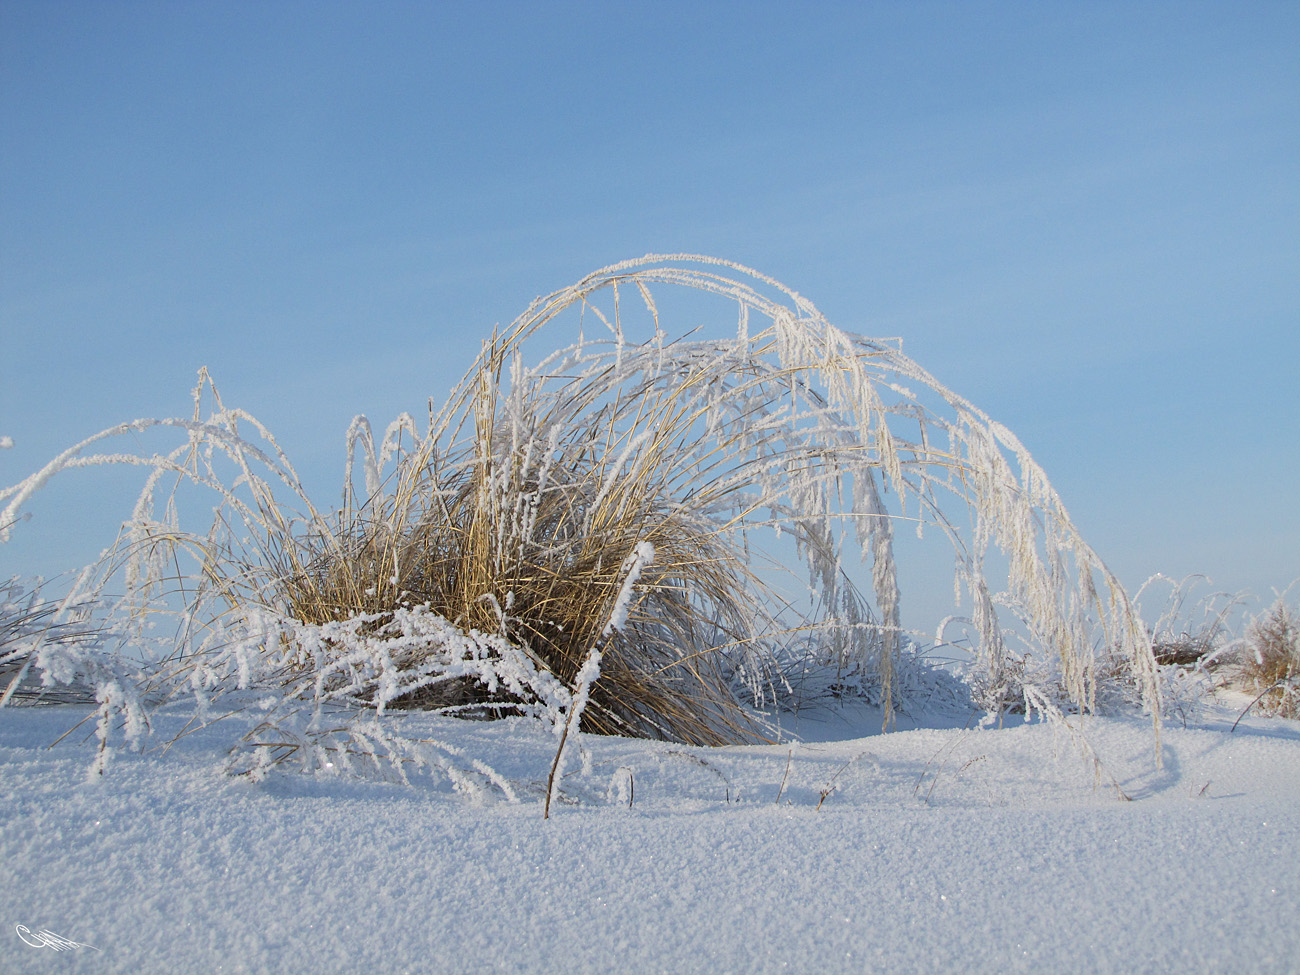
[2,700,1297,975]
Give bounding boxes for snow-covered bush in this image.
[1,255,1167,787]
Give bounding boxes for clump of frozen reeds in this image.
[1,254,1166,786]
[0,574,148,773]
[1133,574,1246,670]
[957,574,1249,721]
[0,576,110,708]
[1238,597,1299,719]
[0,577,65,704]
[266,341,766,745]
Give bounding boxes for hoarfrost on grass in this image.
[1,255,1176,795]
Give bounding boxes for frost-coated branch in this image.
[546,541,655,817]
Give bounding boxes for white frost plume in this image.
[602,541,656,638]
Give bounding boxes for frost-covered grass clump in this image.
[1239,599,1300,719]
[1,255,1177,792]
[0,576,112,709]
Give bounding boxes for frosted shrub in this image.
[0,575,148,774]
[0,578,59,704]
[1,255,1166,789]
[1240,600,1300,718]
[0,576,111,707]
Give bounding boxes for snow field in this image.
[2,706,1297,975]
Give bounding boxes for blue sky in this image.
[2,1,1297,627]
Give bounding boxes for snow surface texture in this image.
[2,703,1297,975]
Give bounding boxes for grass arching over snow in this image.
[1,254,1165,794]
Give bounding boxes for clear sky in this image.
[2,1,1297,628]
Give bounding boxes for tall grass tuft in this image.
[1,255,1166,783]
